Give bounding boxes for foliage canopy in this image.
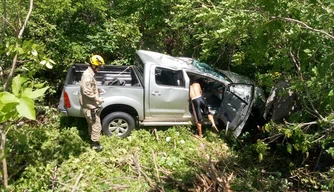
[0,0,333,190]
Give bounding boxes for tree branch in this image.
[0,15,16,32]
[289,49,325,120]
[51,166,58,192]
[272,16,334,40]
[152,150,160,183]
[71,170,84,192]
[3,0,34,91]
[0,129,8,188]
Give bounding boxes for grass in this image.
[5,113,234,191]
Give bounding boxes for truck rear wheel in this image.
[102,112,135,138]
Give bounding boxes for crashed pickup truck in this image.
[58,50,265,137]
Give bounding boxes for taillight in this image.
[63,91,71,108]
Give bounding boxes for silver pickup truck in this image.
[58,50,262,137]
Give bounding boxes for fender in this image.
[101,96,144,120]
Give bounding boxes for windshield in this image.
[192,60,231,82]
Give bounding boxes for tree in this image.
[0,0,50,187]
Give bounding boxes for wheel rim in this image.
[108,118,129,136]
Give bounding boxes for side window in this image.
[155,67,185,87]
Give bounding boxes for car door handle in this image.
[151,91,161,96]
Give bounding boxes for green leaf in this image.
[0,92,19,104]
[34,83,46,89]
[31,49,38,56]
[16,97,35,120]
[0,103,18,123]
[311,67,318,76]
[328,90,334,97]
[46,62,53,69]
[22,87,48,99]
[284,129,292,138]
[11,75,27,96]
[0,102,18,113]
[326,147,334,158]
[303,49,312,57]
[287,143,292,154]
[39,60,46,65]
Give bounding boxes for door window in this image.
[155,67,185,87]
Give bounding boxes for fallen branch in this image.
[152,150,160,182]
[71,170,84,192]
[50,166,58,192]
[140,169,155,188]
[153,128,159,141]
[132,151,141,178]
[57,182,73,189]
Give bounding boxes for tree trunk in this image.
[0,128,8,188]
[1,0,34,188]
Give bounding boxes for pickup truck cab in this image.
[58,50,255,137]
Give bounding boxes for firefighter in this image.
[80,55,104,152]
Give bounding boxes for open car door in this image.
[218,83,254,137]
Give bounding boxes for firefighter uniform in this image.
[80,66,101,142]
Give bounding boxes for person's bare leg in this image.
[208,114,219,132]
[196,122,203,137]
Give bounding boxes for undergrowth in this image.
[1,107,333,191]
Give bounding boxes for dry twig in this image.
[50,166,58,192]
[152,150,160,182]
[71,170,84,192]
[132,151,142,178]
[153,128,159,141]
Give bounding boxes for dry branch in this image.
[152,150,160,182]
[153,128,159,141]
[132,151,142,178]
[140,169,155,188]
[71,170,84,192]
[50,166,58,192]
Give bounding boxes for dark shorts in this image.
[191,96,209,123]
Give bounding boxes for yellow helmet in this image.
[90,55,105,66]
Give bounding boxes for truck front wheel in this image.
[102,112,135,138]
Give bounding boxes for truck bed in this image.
[66,64,141,87]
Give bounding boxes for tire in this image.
[102,112,135,138]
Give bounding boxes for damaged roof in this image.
[136,50,230,84]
